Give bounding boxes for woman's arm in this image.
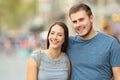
[27,57,37,80]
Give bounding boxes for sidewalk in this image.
[0,53,28,80]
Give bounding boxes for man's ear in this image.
[90,15,94,22]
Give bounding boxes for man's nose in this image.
[76,21,81,26]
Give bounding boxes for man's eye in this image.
[72,21,77,23]
[79,18,84,21]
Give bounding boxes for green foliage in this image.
[30,25,45,33]
[0,0,37,29]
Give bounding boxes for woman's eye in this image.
[50,32,54,34]
[58,34,63,36]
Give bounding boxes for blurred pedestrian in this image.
[32,41,41,53]
[102,20,120,44]
[3,39,11,55]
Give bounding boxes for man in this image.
[67,3,120,80]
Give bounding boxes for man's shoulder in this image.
[69,35,79,41]
[98,32,116,40]
[97,32,119,45]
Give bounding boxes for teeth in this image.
[52,40,58,44]
[78,27,85,32]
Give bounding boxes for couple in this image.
[27,3,120,80]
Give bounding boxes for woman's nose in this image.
[52,34,57,39]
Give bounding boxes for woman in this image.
[27,21,71,80]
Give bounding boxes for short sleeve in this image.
[110,39,120,67]
[30,52,38,64]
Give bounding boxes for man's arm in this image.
[112,67,120,80]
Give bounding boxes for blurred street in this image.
[0,51,28,80]
[0,0,120,80]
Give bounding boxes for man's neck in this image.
[81,30,98,40]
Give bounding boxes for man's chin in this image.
[78,33,86,37]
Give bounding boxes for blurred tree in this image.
[30,25,45,33]
[0,0,37,34]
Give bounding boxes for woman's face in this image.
[48,24,65,49]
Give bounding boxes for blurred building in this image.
[35,0,120,35]
[1,0,120,37]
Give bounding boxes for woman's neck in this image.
[45,48,63,60]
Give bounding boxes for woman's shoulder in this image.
[30,49,45,63]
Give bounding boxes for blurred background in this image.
[0,0,120,80]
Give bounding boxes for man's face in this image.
[70,10,94,38]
